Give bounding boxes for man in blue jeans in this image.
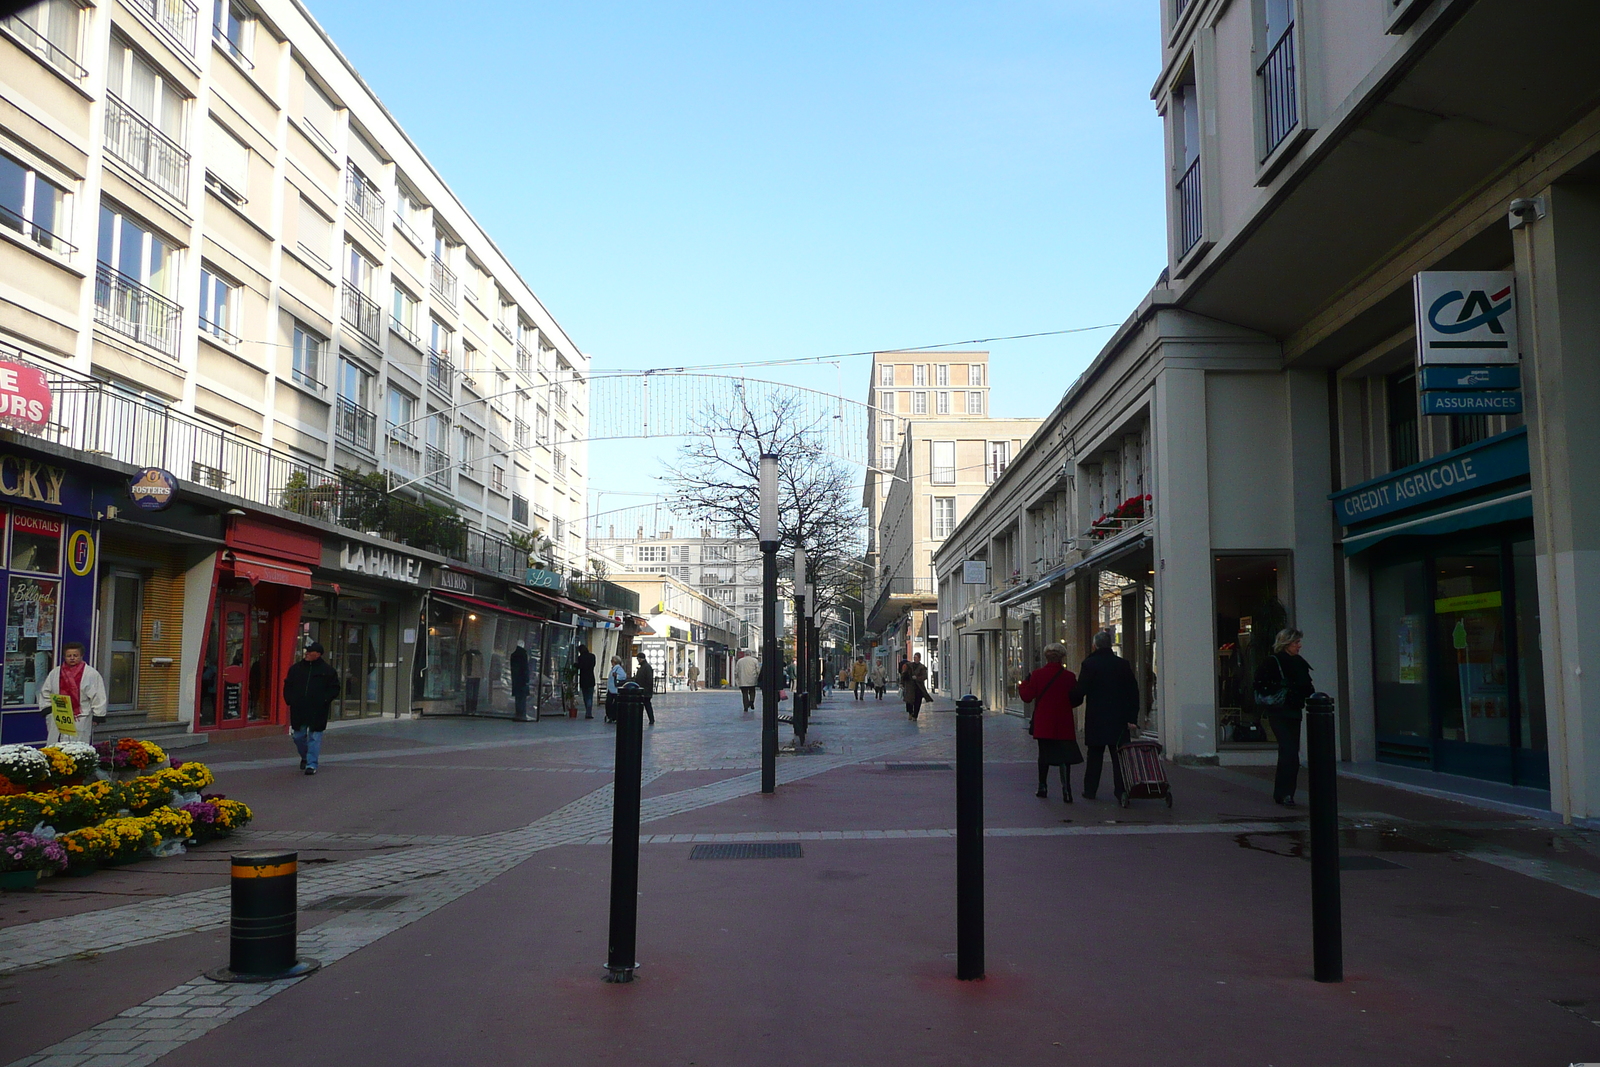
[284,642,340,775]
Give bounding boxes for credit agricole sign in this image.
[1330,428,1529,527]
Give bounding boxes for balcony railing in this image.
[424,445,451,490]
[335,396,375,451]
[514,419,529,445]
[0,203,76,255]
[427,351,454,395]
[341,282,382,345]
[386,433,419,475]
[430,255,458,303]
[345,170,386,237]
[104,94,189,199]
[516,342,534,374]
[94,265,181,358]
[569,578,640,614]
[393,212,422,249]
[129,0,197,53]
[552,448,566,480]
[2,14,88,79]
[390,315,422,349]
[1258,22,1298,159]
[1176,155,1202,258]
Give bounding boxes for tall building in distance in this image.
[588,528,768,648]
[862,351,1040,685]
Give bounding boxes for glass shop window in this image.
[4,575,58,705]
[1213,553,1292,743]
[10,512,62,573]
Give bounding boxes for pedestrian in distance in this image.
[284,641,340,775]
[575,643,597,719]
[687,661,700,691]
[851,657,868,700]
[733,650,760,713]
[634,652,656,725]
[1018,643,1081,802]
[869,662,887,699]
[1072,631,1140,800]
[510,640,531,721]
[1256,628,1315,806]
[902,652,929,720]
[40,641,107,744]
[605,655,628,723]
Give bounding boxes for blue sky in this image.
[307,0,1166,503]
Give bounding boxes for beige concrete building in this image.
[0,0,587,562]
[862,350,1039,687]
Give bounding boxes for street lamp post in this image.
[759,454,779,794]
[793,545,808,745]
[806,582,819,709]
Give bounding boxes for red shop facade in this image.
[195,517,316,733]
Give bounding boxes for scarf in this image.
[60,662,86,715]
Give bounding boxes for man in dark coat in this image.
[575,644,597,719]
[510,641,531,721]
[633,652,656,725]
[1071,631,1141,800]
[284,642,340,775]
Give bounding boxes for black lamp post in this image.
[793,544,808,742]
[759,453,779,794]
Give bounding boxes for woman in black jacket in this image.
[1261,628,1315,805]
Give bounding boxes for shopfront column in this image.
[1516,182,1600,819]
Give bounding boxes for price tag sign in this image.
[51,694,76,736]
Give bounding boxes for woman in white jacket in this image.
[40,642,108,744]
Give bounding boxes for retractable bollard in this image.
[1305,692,1343,983]
[206,851,320,982]
[955,694,985,981]
[605,682,645,983]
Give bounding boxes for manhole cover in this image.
[1339,856,1406,871]
[883,762,952,772]
[689,843,802,860]
[307,894,408,911]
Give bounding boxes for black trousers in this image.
[1269,712,1302,802]
[854,682,865,699]
[1082,744,1127,798]
[905,691,924,718]
[644,695,655,725]
[739,686,756,711]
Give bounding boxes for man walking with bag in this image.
[284,642,340,775]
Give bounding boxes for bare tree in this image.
[663,391,865,613]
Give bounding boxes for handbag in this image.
[1253,653,1288,708]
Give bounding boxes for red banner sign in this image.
[0,363,51,429]
[13,512,62,537]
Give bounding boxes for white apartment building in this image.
[606,570,744,689]
[862,349,1040,682]
[0,0,587,564]
[589,530,765,648]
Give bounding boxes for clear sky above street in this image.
[305,0,1166,508]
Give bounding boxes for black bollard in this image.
[1305,691,1343,983]
[605,682,645,983]
[206,851,320,982]
[955,694,984,981]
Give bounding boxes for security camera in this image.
[1509,197,1546,230]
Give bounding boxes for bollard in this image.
[206,851,320,982]
[955,694,984,981]
[605,682,645,983]
[1305,691,1343,983]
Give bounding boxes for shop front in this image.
[0,451,99,743]
[1335,428,1546,789]
[195,518,316,733]
[299,539,429,721]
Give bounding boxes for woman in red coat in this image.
[1018,643,1081,802]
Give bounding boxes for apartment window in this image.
[879,417,894,442]
[968,364,984,386]
[932,497,955,539]
[106,38,189,198]
[491,464,506,493]
[931,441,956,485]
[878,364,894,387]
[1387,371,1418,471]
[881,444,895,469]
[337,358,375,450]
[394,188,425,247]
[96,204,181,355]
[511,494,529,526]
[935,364,949,386]
[296,196,332,267]
[913,391,928,415]
[1257,0,1297,160]
[299,68,339,153]
[346,243,375,295]
[936,391,949,415]
[3,0,85,79]
[670,565,690,580]
[203,118,249,203]
[1450,415,1492,451]
[291,323,323,390]
[703,545,731,561]
[966,391,984,415]
[0,153,70,252]
[987,441,1011,484]
[338,358,371,408]
[430,318,452,357]
[638,545,667,564]
[391,285,419,344]
[554,516,567,544]
[211,0,253,66]
[387,388,415,441]
[1173,75,1202,257]
[536,406,550,444]
[459,427,480,472]
[913,364,927,387]
[197,266,238,342]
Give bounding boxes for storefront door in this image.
[338,621,383,718]
[200,597,273,729]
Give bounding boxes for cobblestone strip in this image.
[624,820,1307,844]
[231,830,472,847]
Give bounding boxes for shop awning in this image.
[229,552,313,589]
[627,614,656,637]
[432,590,544,622]
[1340,491,1533,556]
[993,563,1072,607]
[510,585,614,623]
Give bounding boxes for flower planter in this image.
[0,869,40,891]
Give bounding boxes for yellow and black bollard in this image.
[206,851,321,982]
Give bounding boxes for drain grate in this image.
[307,894,407,911]
[689,843,802,860]
[882,762,953,772]
[1338,856,1406,871]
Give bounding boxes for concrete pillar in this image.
[1342,555,1377,762]
[1153,366,1215,760]
[1516,182,1600,820]
[1286,369,1341,756]
[177,552,218,729]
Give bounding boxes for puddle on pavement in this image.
[1234,827,1446,858]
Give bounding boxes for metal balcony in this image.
[1258,23,1298,159]
[427,351,455,396]
[430,254,458,303]
[94,265,181,358]
[341,282,382,345]
[0,203,75,255]
[1176,156,1202,257]
[345,169,386,237]
[104,94,189,199]
[335,396,375,451]
[129,0,196,53]
[425,445,451,489]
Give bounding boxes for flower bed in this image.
[0,744,51,795]
[95,738,167,772]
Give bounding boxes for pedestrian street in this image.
[1,688,1598,1066]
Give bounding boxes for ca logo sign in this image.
[1428,284,1514,335]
